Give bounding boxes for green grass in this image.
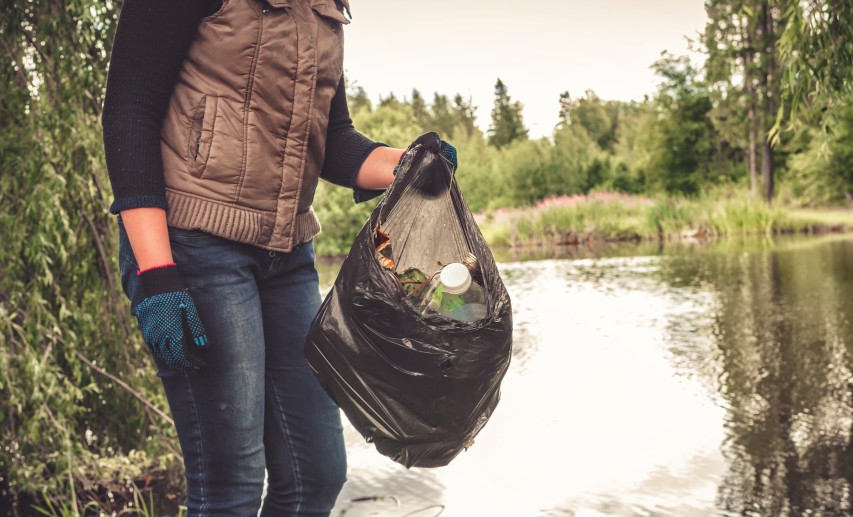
[477,192,853,248]
[312,189,853,257]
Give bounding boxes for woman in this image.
[101,0,455,515]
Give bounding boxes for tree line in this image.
[320,0,853,221]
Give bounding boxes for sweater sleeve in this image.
[101,0,220,215]
[320,74,390,203]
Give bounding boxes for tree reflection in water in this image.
[661,239,853,516]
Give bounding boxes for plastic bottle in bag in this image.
[413,262,487,322]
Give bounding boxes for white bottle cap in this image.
[439,263,471,294]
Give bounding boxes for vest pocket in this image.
[187,94,218,178]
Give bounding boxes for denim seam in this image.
[185,375,208,515]
[269,378,304,513]
[261,254,279,281]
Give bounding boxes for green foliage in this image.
[498,139,553,206]
[1,2,180,513]
[452,129,505,211]
[703,0,853,200]
[312,181,377,257]
[775,0,853,136]
[643,54,718,195]
[786,98,853,205]
[351,99,422,148]
[550,124,604,194]
[560,90,620,151]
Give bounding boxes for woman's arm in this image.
[120,208,174,270]
[101,0,217,269]
[321,75,404,201]
[354,146,404,190]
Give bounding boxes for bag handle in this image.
[375,142,456,232]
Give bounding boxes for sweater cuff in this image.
[351,141,389,204]
[138,263,186,297]
[109,194,169,215]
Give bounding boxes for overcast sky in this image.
[341,1,708,138]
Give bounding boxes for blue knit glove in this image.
[135,263,209,374]
[395,131,458,175]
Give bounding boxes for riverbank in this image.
[475,192,853,249]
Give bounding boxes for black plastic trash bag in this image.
[304,138,513,468]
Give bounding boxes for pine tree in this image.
[557,91,572,128]
[452,94,478,138]
[488,78,528,148]
[411,88,429,129]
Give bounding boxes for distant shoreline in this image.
[311,192,853,259]
[474,192,853,250]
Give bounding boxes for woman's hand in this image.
[121,207,209,373]
[406,131,457,172]
[135,263,210,374]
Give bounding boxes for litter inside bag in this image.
[304,140,513,468]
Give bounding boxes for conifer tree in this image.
[488,78,528,148]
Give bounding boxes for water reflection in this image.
[318,235,853,516]
[658,239,853,516]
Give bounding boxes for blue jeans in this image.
[116,216,347,516]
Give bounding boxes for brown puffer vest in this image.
[159,0,351,252]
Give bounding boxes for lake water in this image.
[317,235,853,517]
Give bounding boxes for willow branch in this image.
[74,349,174,426]
[80,207,116,294]
[0,34,30,90]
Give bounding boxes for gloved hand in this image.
[396,131,458,174]
[134,262,209,374]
